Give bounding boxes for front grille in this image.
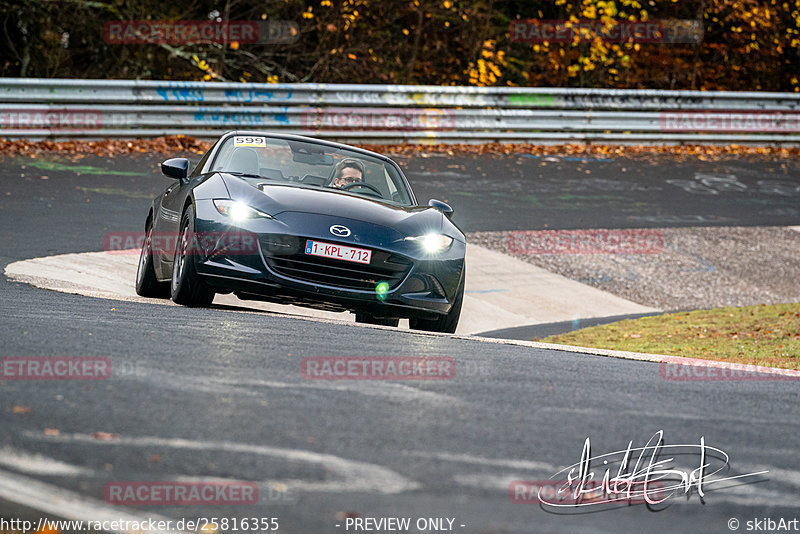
[259,235,412,291]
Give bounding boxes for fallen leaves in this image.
[335,511,361,520]
[1,137,798,162]
[91,431,119,441]
[358,142,800,162]
[0,136,211,159]
[35,523,60,534]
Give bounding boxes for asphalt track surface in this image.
[401,152,800,232]
[1,152,799,533]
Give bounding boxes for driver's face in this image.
[334,167,363,188]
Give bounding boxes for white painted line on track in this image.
[23,432,420,494]
[0,467,183,534]
[0,447,94,477]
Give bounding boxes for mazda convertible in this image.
[135,131,466,333]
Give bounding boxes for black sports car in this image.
[135,131,466,333]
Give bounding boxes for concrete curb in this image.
[4,244,658,336]
[5,260,798,379]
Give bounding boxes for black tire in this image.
[171,204,215,307]
[355,312,400,327]
[409,272,465,334]
[135,219,170,298]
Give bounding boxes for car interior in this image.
[211,137,411,205]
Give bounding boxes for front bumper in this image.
[191,200,465,318]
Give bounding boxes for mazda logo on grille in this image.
[329,225,351,237]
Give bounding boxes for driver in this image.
[331,159,365,188]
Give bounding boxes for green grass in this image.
[542,303,800,369]
[76,186,152,198]
[18,158,142,176]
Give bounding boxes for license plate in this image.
[305,240,372,264]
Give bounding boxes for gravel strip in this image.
[469,226,800,311]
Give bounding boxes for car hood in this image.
[220,174,455,239]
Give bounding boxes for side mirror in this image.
[161,158,190,181]
[428,199,454,218]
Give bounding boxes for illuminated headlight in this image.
[213,199,272,222]
[406,233,454,253]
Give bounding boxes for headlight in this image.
[405,233,454,253]
[213,199,272,222]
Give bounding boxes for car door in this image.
[152,179,187,279]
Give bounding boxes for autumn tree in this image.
[1,0,798,91]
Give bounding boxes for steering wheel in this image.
[341,182,384,196]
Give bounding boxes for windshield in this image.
[209,135,413,206]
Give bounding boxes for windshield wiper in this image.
[224,171,267,179]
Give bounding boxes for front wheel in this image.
[171,204,215,307]
[135,220,170,298]
[409,273,464,334]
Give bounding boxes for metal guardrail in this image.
[1,78,799,143]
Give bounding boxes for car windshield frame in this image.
[206,133,416,207]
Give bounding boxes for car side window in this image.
[384,167,399,197]
[384,165,411,204]
[210,142,236,172]
[189,142,217,178]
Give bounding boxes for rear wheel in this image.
[171,204,215,307]
[135,219,170,298]
[409,273,464,334]
[355,312,400,327]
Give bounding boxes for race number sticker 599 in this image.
[233,136,266,147]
